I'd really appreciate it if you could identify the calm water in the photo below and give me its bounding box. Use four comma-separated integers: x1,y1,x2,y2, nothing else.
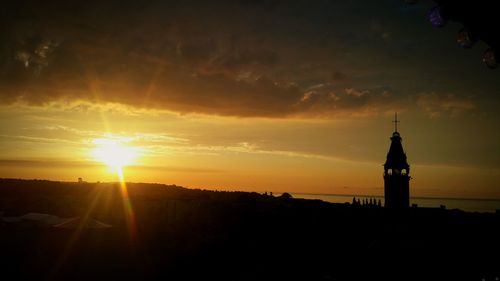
290,193,500,213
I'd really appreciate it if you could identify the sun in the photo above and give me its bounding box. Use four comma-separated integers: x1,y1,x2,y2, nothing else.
91,137,139,171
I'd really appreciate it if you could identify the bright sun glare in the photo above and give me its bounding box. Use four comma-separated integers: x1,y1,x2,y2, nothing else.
91,137,139,171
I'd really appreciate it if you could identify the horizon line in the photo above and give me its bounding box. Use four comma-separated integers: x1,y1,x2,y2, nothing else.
2,177,500,202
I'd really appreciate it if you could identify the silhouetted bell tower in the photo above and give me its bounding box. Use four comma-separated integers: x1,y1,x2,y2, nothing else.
383,113,410,209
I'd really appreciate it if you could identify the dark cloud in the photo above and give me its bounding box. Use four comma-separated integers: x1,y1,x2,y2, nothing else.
330,71,350,82
1,0,498,117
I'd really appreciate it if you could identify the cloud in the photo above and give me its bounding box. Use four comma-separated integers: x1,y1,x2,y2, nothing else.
330,71,350,82
0,0,301,117
0,134,82,145
0,0,496,118
0,159,100,168
295,87,398,117
417,92,476,118
0,159,223,173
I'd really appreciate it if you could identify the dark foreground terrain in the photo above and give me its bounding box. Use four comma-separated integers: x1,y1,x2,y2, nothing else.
1,178,499,281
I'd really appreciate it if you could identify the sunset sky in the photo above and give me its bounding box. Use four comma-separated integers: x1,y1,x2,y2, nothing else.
1,0,499,198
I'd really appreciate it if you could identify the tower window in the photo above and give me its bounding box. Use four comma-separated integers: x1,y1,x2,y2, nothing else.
387,169,392,175
401,169,407,175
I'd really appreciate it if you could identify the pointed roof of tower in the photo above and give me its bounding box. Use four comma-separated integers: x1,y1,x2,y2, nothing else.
384,113,409,169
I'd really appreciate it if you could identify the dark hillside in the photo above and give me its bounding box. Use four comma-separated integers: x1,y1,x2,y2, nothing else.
1,178,499,281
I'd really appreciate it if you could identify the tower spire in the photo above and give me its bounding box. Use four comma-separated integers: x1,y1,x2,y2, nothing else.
393,112,400,132
384,113,410,209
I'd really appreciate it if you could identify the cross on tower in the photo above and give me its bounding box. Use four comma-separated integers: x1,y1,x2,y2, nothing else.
393,112,400,132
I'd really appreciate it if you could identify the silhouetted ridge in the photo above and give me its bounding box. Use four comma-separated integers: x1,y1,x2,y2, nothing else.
1,178,499,281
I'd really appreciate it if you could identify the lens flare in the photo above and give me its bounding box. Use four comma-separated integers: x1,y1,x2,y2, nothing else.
457,27,477,49
483,48,498,69
91,137,139,170
90,136,138,241
428,6,447,28
117,168,137,241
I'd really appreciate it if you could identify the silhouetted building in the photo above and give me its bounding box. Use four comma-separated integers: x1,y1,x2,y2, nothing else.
383,113,410,209
280,192,293,199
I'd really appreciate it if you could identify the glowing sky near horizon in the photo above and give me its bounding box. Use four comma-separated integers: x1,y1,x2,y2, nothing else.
0,0,499,198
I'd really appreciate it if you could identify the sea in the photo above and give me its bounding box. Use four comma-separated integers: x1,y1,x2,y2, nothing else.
290,193,500,213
